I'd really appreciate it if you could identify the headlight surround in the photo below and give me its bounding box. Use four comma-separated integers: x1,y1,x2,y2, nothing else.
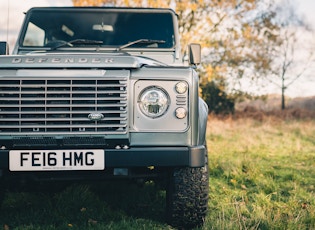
138,86,170,118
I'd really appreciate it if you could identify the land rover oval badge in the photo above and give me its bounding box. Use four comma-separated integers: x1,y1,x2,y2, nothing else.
88,113,104,121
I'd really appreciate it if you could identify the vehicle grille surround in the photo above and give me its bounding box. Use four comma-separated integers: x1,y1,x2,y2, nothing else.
0,77,128,135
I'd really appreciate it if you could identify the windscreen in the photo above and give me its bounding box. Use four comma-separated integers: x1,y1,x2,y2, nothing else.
21,9,175,49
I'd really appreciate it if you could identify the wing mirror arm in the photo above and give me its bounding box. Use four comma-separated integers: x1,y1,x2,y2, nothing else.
188,43,201,66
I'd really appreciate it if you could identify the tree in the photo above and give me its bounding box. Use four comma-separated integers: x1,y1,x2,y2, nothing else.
269,30,313,109
201,81,235,114
264,0,314,110
200,1,282,91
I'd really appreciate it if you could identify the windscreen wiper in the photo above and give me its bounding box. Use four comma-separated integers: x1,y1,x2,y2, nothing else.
117,39,166,51
50,39,103,50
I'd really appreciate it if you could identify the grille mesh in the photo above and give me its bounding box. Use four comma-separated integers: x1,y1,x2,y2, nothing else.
0,77,128,135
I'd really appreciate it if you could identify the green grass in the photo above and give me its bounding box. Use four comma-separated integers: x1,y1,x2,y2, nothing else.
1,181,170,230
206,116,315,229
1,116,314,229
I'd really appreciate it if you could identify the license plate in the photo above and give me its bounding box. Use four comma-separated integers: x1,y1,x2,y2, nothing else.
9,149,105,171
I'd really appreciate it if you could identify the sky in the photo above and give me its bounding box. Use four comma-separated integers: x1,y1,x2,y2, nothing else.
297,0,315,29
0,0,314,98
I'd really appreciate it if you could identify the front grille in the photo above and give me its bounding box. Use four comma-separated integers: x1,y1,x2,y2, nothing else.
0,77,128,135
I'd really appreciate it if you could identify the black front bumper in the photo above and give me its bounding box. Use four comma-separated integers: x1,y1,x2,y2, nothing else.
0,146,206,171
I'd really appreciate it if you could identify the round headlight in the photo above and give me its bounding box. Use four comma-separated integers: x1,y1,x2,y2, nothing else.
138,87,169,118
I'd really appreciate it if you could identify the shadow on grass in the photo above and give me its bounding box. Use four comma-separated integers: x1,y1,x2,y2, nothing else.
0,180,167,229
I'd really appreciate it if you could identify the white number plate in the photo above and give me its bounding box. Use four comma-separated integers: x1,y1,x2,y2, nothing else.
9,149,105,171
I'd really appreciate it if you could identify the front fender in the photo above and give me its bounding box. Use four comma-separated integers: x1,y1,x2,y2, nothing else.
198,97,208,145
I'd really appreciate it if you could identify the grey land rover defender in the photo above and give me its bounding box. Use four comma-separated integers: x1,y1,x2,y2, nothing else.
0,7,209,228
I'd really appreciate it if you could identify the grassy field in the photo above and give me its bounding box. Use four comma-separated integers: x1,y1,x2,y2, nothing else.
205,114,315,229
0,113,314,229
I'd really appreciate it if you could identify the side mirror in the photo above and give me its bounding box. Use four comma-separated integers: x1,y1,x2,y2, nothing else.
0,42,9,55
188,43,201,65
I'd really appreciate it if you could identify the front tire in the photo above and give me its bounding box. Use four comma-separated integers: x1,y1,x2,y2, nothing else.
166,162,209,229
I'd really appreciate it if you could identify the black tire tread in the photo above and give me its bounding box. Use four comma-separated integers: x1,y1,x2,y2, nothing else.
167,164,209,229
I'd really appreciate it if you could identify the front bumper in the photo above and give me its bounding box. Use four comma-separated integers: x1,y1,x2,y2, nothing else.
0,146,206,171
